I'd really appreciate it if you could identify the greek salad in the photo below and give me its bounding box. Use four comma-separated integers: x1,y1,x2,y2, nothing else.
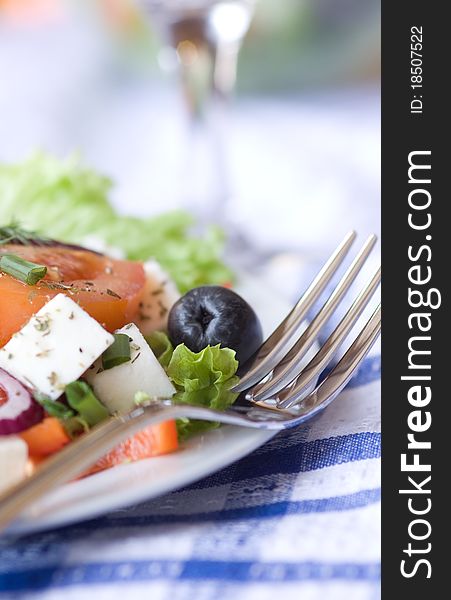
0,154,263,495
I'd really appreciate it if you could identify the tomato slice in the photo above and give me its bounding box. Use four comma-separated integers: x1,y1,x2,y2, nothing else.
82,420,179,476
0,244,146,347
27,420,179,476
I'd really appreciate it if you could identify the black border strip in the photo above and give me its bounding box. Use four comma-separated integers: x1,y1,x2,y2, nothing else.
382,1,445,594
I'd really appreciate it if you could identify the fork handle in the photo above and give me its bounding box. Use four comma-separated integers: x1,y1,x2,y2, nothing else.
0,402,180,532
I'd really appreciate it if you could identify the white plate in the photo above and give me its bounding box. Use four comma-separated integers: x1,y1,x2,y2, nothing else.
7,276,315,535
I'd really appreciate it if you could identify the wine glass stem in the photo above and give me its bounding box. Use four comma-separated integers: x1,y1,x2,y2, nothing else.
178,39,239,223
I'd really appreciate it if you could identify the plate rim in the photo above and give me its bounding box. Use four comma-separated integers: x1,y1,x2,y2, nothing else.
7,426,277,535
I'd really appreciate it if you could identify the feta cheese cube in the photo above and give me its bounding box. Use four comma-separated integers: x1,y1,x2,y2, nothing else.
0,294,114,400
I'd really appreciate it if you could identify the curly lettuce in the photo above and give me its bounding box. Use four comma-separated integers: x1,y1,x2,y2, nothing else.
145,331,174,369
146,333,239,439
0,153,233,292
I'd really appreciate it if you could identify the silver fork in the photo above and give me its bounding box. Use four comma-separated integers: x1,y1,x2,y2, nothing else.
0,231,380,531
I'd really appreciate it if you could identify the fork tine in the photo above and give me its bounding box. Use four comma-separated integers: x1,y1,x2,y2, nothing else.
248,234,377,402
281,304,381,417
276,267,381,408
231,230,356,393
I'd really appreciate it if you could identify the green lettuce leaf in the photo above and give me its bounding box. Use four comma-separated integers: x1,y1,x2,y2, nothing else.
176,417,221,440
146,333,239,439
145,331,174,369
0,152,233,292
167,344,238,397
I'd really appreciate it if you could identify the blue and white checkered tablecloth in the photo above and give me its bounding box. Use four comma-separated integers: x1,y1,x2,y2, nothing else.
0,350,380,600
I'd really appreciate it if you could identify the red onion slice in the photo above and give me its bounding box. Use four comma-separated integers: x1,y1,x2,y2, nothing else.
0,368,44,435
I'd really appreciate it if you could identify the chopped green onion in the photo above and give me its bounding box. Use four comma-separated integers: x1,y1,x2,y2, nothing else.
35,395,75,420
102,333,131,370
134,390,151,406
0,253,47,285
65,381,110,426
63,415,90,438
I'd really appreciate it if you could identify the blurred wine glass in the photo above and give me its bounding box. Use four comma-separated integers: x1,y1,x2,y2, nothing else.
139,0,256,224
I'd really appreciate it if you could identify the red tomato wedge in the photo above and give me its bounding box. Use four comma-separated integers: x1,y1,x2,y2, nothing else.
26,420,178,473
0,244,146,347
83,420,179,476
